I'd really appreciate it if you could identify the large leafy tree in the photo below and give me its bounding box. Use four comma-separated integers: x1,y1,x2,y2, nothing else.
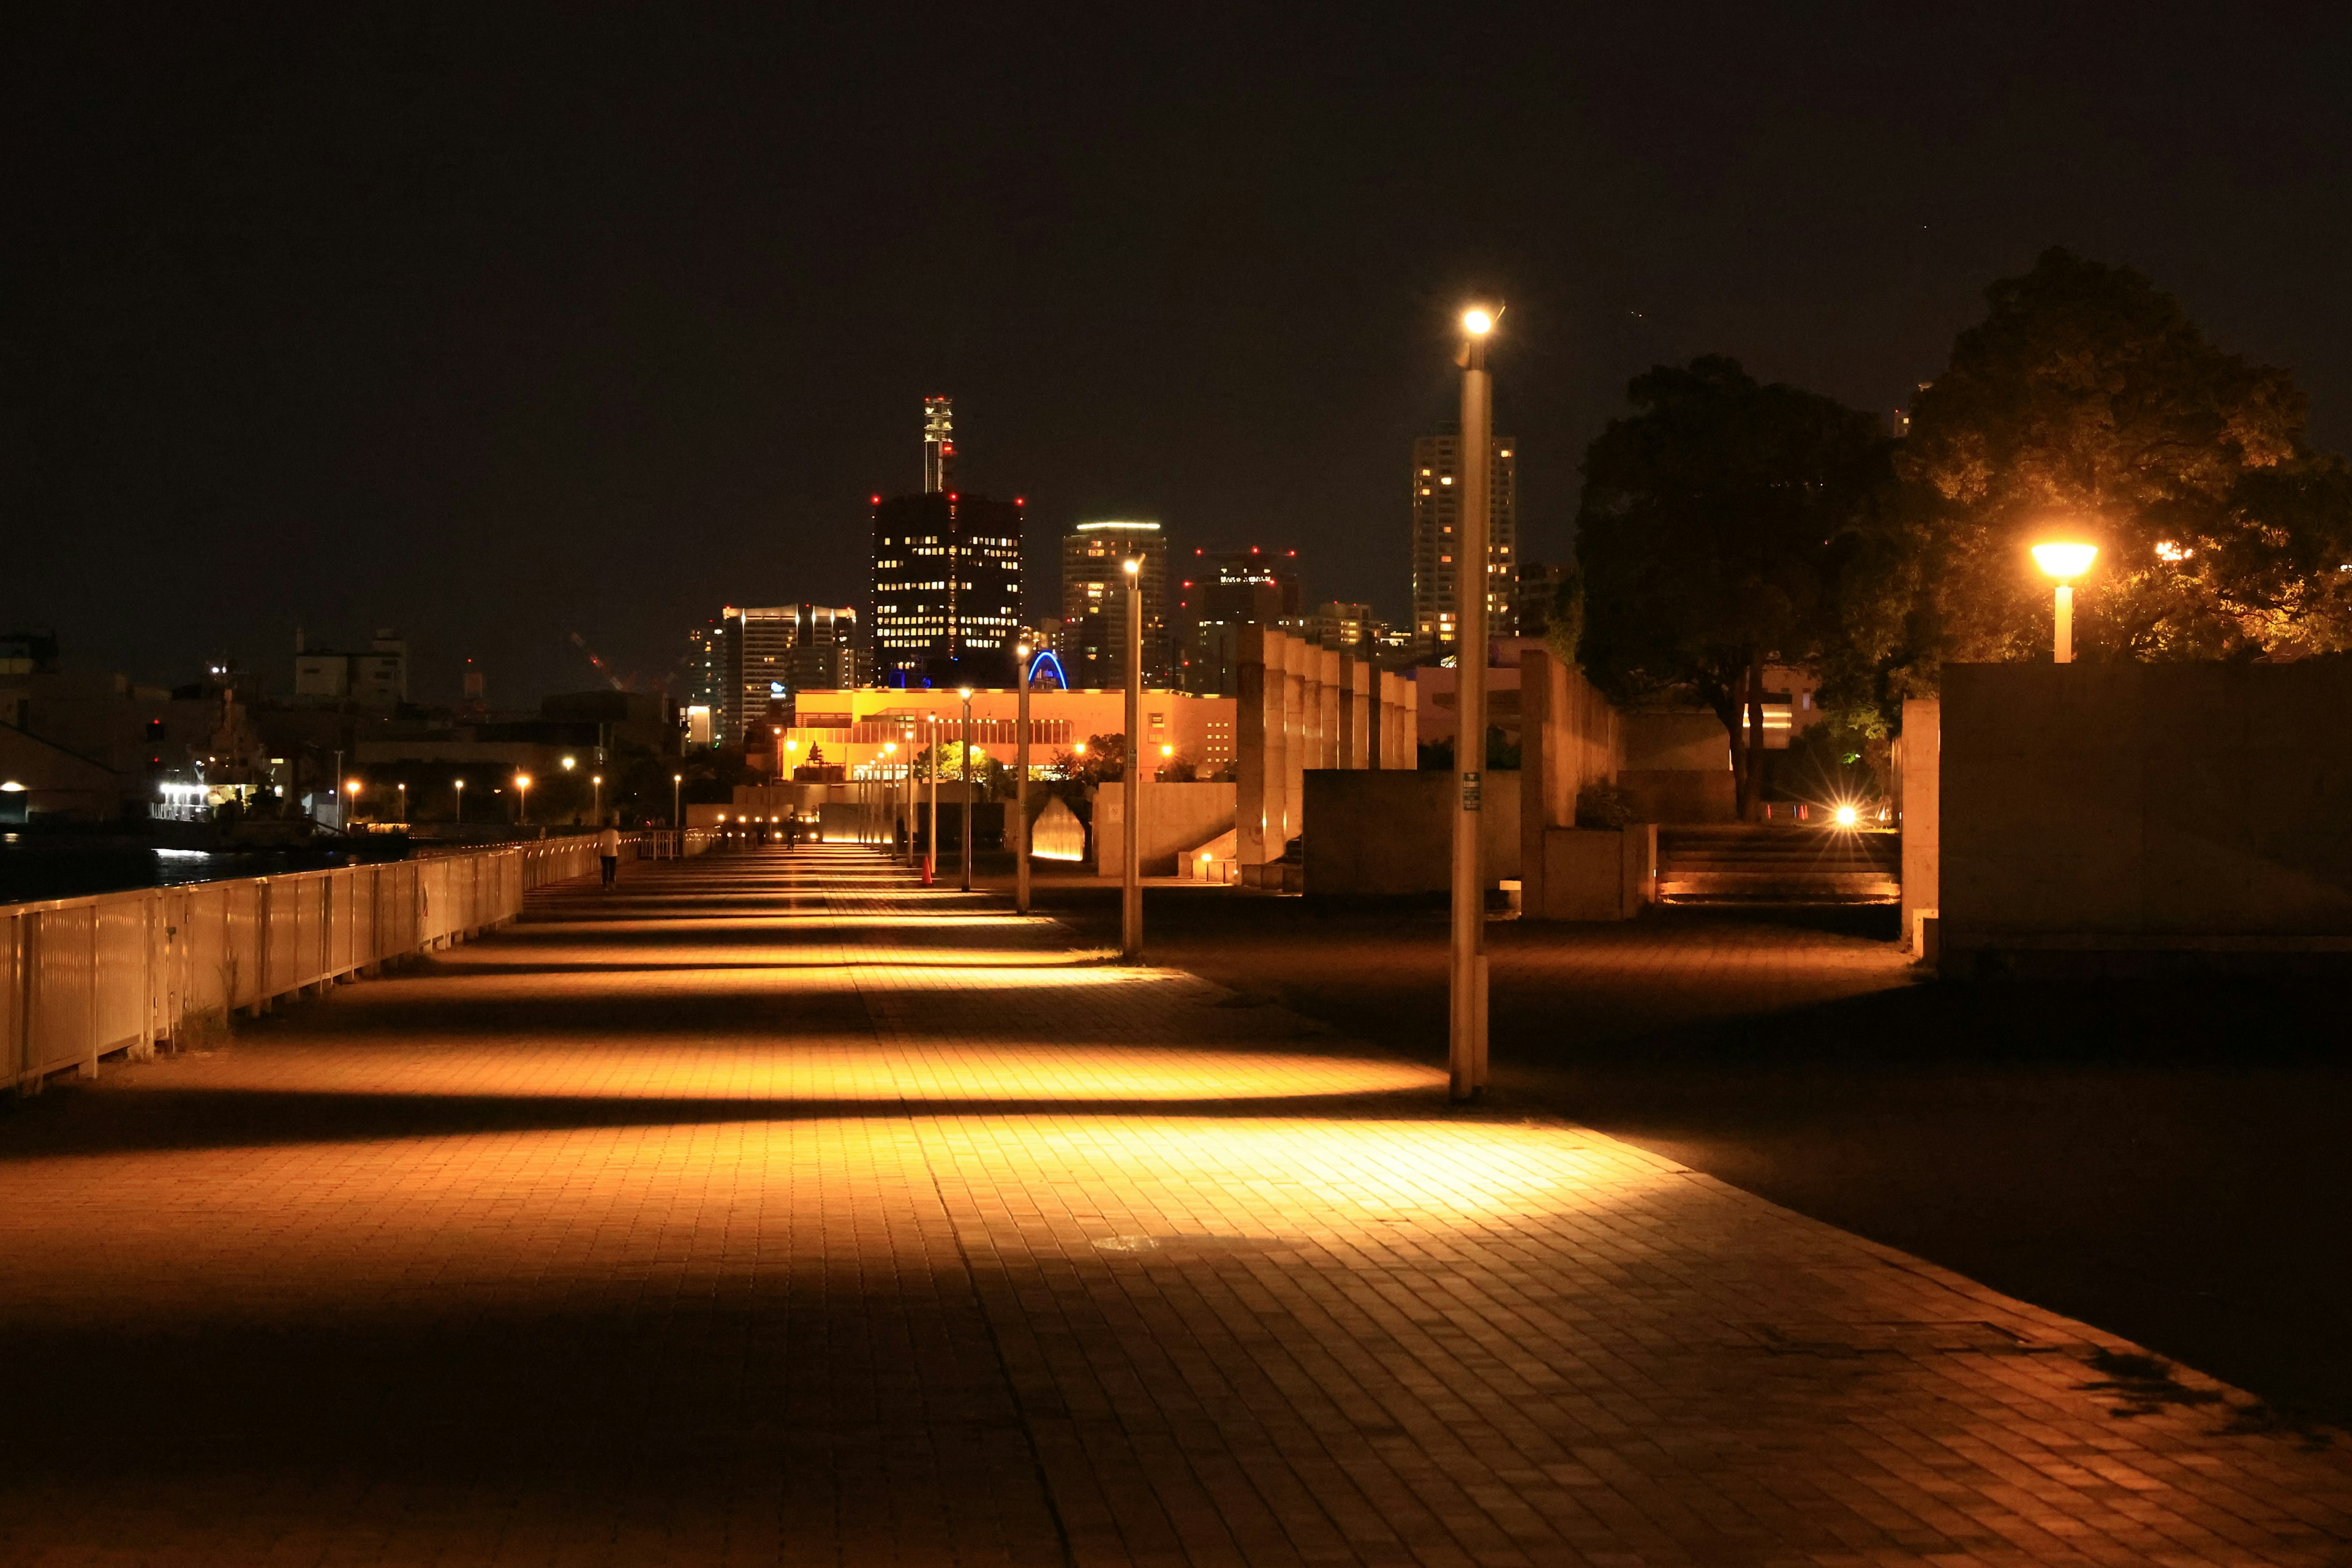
1898,247,2352,667
1576,356,1890,818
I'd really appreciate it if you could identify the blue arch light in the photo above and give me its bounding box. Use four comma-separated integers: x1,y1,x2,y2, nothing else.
1027,650,1068,690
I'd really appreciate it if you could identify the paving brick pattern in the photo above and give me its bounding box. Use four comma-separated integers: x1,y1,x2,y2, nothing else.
2,846,2347,1565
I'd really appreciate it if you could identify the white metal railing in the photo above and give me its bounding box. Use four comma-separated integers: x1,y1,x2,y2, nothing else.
2,837,611,1093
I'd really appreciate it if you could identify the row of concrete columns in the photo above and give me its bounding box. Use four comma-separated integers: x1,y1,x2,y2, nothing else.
1234,625,1416,880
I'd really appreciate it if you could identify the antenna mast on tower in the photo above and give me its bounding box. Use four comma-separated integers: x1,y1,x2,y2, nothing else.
922,396,955,492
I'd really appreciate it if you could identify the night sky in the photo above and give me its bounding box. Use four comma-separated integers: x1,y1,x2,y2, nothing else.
13,6,2351,704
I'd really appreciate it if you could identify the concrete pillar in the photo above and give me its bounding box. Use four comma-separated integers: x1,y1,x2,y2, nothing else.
1236,624,1284,872
1316,645,1341,771
1899,698,1941,958
1278,631,1306,848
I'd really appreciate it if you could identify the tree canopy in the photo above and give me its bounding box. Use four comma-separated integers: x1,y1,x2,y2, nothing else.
1897,247,2352,668
1575,355,1889,815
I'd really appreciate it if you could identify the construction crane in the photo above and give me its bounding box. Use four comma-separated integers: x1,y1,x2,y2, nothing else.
568,631,626,692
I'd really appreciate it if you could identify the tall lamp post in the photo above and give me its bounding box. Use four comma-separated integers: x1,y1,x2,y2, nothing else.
671,772,682,829
1015,644,1032,914
396,781,407,823
1449,304,1498,1102
591,774,603,824
453,778,465,824
345,778,363,826
959,687,975,892
515,773,533,827
2030,541,2099,663
1122,557,1143,960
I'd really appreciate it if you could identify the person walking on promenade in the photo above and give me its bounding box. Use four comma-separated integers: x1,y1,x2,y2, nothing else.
598,821,622,889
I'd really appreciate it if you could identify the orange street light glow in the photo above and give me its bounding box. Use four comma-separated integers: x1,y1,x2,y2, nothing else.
2032,541,2098,579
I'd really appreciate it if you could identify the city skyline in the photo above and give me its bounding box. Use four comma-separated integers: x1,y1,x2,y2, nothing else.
18,12,2350,704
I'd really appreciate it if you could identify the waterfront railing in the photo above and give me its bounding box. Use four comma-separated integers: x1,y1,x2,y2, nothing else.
1,832,706,1095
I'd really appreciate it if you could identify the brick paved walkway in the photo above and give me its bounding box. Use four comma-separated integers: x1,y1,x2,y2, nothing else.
4,845,2348,1566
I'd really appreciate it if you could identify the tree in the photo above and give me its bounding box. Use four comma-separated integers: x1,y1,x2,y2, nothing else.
1575,356,1890,818
1899,247,2352,669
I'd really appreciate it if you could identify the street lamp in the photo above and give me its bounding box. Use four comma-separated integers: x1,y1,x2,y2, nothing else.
515,773,533,825
1015,644,1033,914
2031,541,2099,663
1449,302,1498,1101
591,774,603,824
1159,742,1174,780
396,780,407,823
1122,557,1143,960
453,778,465,823
345,778,363,824
671,772,682,829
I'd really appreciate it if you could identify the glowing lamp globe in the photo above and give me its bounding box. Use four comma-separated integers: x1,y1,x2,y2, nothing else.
2031,542,2098,579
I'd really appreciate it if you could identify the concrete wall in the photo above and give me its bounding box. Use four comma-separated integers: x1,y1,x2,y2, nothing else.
1093,780,1237,875
1616,769,1738,824
1531,826,1657,920
1621,710,1730,771
1517,649,1630,918
1939,664,2352,966
1302,770,1520,897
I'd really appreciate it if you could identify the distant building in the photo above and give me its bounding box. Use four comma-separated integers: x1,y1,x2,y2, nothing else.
720,606,796,745
872,398,1025,687
717,604,863,745
1172,547,1301,694
1514,559,1570,640
786,604,864,693
1061,521,1169,688
292,628,409,707
1307,600,1376,652
1410,430,1518,652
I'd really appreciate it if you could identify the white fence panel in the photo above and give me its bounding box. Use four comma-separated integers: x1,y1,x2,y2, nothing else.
4,835,617,1092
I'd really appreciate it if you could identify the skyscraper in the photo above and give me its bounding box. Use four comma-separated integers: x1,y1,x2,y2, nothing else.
720,605,798,745
872,399,1024,686
712,604,863,744
1409,429,1518,653
1174,546,1302,694
786,604,864,692
1061,521,1169,688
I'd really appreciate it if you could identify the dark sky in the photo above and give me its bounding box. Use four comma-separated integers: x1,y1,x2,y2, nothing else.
12,6,2351,704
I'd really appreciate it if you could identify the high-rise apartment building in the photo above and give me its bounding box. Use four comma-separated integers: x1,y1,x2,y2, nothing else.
720,606,797,745
710,604,863,745
1409,429,1518,653
871,397,1027,687
1173,547,1302,694
1061,521,1169,688
786,603,864,692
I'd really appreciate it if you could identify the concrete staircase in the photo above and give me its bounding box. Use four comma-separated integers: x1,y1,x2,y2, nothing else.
1656,825,1901,904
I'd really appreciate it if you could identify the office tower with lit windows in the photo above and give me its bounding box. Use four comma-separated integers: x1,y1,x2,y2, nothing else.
1173,546,1302,693
870,396,1025,687
1409,428,1518,653
1061,521,1170,688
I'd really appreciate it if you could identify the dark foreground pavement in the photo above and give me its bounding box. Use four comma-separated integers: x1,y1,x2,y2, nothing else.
1022,869,2352,1437
4,845,2349,1566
